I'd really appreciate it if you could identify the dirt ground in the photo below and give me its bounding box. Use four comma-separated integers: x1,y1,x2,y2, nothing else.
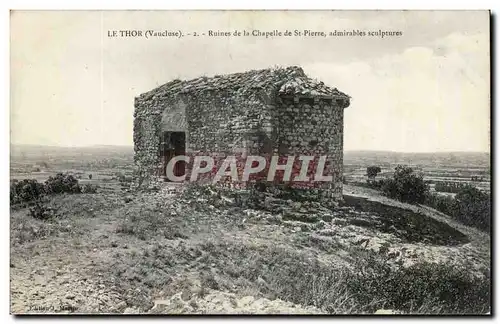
10,184,490,314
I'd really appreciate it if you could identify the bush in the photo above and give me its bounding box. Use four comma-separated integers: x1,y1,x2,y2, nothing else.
381,165,429,204
10,179,46,206
424,186,491,232
11,173,84,209
424,193,458,216
453,186,490,231
367,166,382,179
44,173,81,194
28,200,55,220
82,184,98,194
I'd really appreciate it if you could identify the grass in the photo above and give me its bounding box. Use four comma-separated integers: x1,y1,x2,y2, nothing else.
11,209,76,245
10,193,123,245
103,186,490,314
10,182,491,314
104,235,490,314
115,207,189,241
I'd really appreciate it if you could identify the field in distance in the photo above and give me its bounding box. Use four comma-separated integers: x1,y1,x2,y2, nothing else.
10,144,135,191
10,145,491,195
344,150,491,195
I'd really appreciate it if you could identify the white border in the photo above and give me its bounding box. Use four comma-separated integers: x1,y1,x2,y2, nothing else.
2,0,498,10
3,1,497,324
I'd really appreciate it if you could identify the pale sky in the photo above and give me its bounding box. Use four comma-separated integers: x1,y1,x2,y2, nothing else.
10,10,490,152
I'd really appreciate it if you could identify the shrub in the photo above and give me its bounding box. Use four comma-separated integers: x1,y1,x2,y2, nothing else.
82,184,98,194
10,179,46,206
454,186,490,231
424,193,458,216
28,200,55,220
11,173,86,209
424,186,491,232
367,166,382,180
381,165,429,204
44,173,81,194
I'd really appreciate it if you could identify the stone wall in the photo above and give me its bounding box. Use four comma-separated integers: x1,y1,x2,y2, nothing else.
134,92,186,186
181,88,275,183
134,87,275,185
185,89,274,152
160,98,187,133
272,97,345,199
134,83,346,199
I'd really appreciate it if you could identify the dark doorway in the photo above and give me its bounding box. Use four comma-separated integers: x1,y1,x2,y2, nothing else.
160,131,186,181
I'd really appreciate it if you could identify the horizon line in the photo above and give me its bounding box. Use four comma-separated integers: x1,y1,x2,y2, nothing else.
10,143,490,154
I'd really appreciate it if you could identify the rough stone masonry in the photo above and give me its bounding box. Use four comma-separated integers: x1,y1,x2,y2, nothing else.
133,66,350,199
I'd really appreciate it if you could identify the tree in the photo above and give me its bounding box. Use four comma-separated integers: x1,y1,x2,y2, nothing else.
381,165,429,204
367,166,382,181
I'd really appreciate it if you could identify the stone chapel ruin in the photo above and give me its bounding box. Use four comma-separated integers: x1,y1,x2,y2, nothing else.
133,66,350,199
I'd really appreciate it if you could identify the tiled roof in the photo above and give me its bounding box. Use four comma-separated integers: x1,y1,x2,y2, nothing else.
278,77,348,98
140,66,350,101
